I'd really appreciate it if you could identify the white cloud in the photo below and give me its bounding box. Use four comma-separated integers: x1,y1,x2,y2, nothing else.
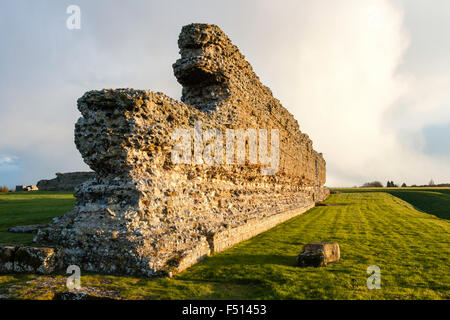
242,0,450,186
0,155,19,172
0,155,17,165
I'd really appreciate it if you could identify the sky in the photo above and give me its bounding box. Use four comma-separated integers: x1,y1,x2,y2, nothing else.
0,0,449,188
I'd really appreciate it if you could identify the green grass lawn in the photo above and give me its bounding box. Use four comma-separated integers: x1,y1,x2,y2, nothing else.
0,190,449,299
0,191,75,245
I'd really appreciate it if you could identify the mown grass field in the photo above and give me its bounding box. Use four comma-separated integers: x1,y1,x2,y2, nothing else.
0,191,75,245
0,189,449,300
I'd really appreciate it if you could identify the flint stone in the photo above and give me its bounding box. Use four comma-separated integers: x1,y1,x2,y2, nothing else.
296,242,340,267
13,246,62,274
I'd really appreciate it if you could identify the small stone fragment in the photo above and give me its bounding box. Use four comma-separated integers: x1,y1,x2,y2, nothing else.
296,242,340,267
7,224,49,234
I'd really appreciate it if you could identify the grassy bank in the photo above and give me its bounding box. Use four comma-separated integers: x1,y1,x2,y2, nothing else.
0,190,449,299
333,187,450,220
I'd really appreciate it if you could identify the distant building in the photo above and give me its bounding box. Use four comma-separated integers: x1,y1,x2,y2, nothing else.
15,185,39,192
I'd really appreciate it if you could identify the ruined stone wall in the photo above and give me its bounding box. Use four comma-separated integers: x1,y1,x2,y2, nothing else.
37,23,328,277
173,24,326,187
37,172,95,191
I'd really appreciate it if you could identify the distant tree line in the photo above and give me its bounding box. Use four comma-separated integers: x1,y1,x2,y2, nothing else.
360,178,449,188
386,181,398,187
0,186,10,193
361,181,383,188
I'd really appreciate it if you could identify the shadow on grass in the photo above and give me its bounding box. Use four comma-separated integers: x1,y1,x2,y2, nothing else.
0,274,34,296
387,191,450,220
203,253,296,267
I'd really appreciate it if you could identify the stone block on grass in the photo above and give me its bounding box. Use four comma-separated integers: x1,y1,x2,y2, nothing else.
296,242,340,267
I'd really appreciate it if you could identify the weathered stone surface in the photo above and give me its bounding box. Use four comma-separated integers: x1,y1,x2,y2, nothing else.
37,172,95,191
8,224,49,234
13,246,62,274
296,242,340,267
36,23,329,277
1,245,63,274
0,246,16,273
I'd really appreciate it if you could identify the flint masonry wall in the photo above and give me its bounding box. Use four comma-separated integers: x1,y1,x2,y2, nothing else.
36,23,329,277
173,24,327,186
